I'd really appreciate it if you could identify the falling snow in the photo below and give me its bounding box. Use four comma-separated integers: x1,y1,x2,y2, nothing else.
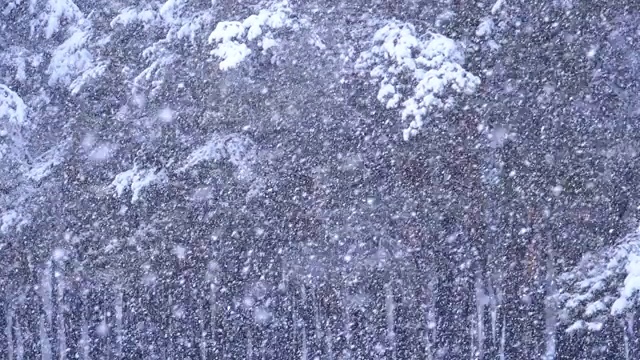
0,1,639,359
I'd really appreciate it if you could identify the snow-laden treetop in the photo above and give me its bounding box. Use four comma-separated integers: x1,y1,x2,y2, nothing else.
208,0,296,70
25,0,480,140
356,21,480,140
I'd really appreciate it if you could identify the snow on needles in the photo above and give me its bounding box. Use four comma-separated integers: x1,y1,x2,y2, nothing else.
110,166,168,203
110,7,158,28
611,252,640,315
25,144,66,182
557,228,640,332
21,0,106,94
356,21,480,140
1,210,26,234
31,0,84,39
180,133,257,183
111,2,213,43
47,30,96,87
208,0,295,70
0,84,28,127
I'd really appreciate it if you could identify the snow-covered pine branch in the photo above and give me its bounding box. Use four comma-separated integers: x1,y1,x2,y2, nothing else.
180,133,258,183
110,1,216,98
111,0,215,43
0,84,30,163
557,228,640,333
355,21,480,140
109,5,159,28
132,44,177,99
0,84,33,234
208,0,298,70
108,133,262,203
29,0,85,39
6,0,108,95
158,0,215,43
109,0,301,99
180,132,265,199
0,84,28,127
110,166,169,203
0,209,30,234
47,29,99,87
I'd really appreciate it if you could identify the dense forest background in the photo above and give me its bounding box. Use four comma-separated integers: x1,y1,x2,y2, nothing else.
1,0,640,359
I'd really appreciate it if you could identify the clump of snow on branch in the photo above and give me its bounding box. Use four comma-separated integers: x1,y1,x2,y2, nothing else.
180,133,258,183
0,47,30,83
30,0,85,39
111,1,213,43
208,0,296,70
557,228,640,333
110,2,214,98
47,30,98,88
25,144,67,182
1,210,19,233
110,6,159,28
111,1,297,98
356,21,480,140
21,0,106,94
132,45,177,98
0,84,30,165
611,252,640,314
110,0,214,41
0,84,28,127
476,18,494,37
158,0,215,43
1,209,28,234
110,166,168,203
68,62,108,95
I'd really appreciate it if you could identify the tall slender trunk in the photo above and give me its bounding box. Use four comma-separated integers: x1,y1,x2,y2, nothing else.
385,282,396,359
15,320,23,360
209,281,219,358
114,286,123,359
56,265,66,360
483,276,502,360
50,262,58,360
39,265,51,347
628,312,638,359
500,315,506,360
342,287,352,357
40,315,52,360
312,287,323,354
424,279,436,360
0,298,6,358
325,314,334,360
79,307,89,360
301,323,308,360
247,325,254,360
472,276,485,360
199,296,208,360
544,249,557,360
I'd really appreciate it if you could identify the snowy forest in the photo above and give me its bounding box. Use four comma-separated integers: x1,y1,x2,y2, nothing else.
1,0,640,359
